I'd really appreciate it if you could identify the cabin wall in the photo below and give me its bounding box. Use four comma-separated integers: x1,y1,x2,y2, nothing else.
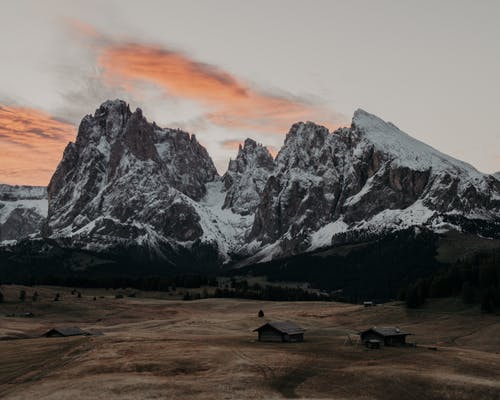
258,330,284,342
385,336,407,346
361,332,384,344
287,333,304,342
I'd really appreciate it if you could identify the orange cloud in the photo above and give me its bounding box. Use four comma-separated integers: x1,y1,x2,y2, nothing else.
98,43,340,133
65,18,102,41
0,105,76,186
220,139,243,150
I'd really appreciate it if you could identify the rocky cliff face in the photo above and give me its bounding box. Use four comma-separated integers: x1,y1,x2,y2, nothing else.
247,110,500,260
46,100,220,259
29,100,500,266
0,185,47,241
222,138,274,215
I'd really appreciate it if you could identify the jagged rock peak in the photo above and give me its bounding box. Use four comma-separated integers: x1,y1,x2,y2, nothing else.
47,99,219,244
284,121,330,144
229,138,274,170
242,138,257,150
222,138,275,215
274,121,333,171
98,98,130,112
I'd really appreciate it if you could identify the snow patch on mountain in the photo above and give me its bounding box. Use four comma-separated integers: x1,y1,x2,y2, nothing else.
353,109,486,188
193,180,254,261
309,219,349,251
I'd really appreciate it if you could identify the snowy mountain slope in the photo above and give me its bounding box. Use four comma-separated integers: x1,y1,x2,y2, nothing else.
494,172,500,181
0,185,47,241
45,100,259,265
46,100,221,262
24,100,498,267
246,110,500,262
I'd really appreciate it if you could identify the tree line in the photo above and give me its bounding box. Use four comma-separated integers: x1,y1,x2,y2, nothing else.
400,252,500,313
0,274,218,292
210,282,333,302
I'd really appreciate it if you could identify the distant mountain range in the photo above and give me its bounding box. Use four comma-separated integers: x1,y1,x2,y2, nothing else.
1,100,499,273
0,185,46,242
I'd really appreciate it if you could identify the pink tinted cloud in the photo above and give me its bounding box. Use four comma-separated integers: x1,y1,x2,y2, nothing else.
97,42,341,134
0,104,76,185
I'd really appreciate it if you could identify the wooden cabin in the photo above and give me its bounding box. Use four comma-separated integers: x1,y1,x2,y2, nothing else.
254,321,305,342
42,327,89,338
359,327,411,346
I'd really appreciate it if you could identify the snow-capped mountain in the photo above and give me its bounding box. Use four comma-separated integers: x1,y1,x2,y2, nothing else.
244,110,500,262
46,100,227,263
494,172,500,181
0,184,47,241
9,100,500,267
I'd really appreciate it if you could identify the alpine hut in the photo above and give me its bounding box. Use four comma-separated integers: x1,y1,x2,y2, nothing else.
359,327,411,347
254,321,305,342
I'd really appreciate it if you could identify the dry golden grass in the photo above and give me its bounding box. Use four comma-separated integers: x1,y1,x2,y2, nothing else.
0,284,499,399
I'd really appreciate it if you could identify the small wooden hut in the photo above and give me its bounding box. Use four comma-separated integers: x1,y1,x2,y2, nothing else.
254,321,305,342
359,327,411,346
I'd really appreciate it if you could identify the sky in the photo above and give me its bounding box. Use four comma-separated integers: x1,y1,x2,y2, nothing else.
0,0,499,186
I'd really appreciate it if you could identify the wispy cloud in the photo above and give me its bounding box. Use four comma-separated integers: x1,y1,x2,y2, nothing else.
0,104,75,185
220,139,243,150
97,42,342,134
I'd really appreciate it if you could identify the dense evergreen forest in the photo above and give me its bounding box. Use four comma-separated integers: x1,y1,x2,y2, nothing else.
233,229,442,302
400,250,500,313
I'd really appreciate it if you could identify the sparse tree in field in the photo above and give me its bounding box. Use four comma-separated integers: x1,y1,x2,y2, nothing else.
0,291,4,303
93,296,97,301
19,290,26,302
54,293,60,302
32,291,39,302
77,292,82,298
258,309,264,318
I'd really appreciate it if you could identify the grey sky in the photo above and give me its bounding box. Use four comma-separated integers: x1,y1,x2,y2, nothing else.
0,0,499,182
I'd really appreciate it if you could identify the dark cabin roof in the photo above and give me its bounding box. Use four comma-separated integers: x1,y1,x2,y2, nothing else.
43,327,89,337
360,327,411,337
254,321,305,335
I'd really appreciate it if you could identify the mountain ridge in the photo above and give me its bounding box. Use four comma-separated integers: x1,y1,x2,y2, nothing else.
2,100,499,269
